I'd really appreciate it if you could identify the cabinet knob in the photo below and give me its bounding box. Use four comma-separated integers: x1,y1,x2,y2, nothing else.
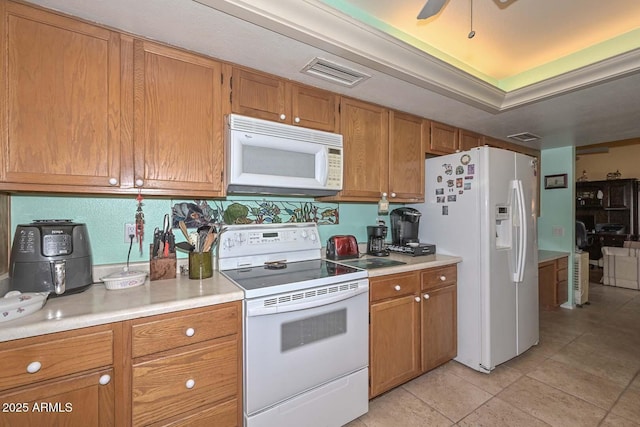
440,275,446,281
26,361,42,374
424,294,430,300
185,327,195,337
415,296,421,302
99,374,111,385
394,285,401,291
279,114,286,120
108,177,118,186
185,379,195,389
135,179,144,187
390,192,397,198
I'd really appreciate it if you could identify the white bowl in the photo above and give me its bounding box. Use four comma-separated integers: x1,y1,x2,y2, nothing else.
407,242,420,247
0,291,49,323
101,270,147,290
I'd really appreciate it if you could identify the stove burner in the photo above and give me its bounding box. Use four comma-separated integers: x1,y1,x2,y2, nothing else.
264,261,287,270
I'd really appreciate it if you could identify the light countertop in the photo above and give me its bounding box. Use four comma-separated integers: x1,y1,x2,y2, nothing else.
1,252,461,342
0,267,243,342
538,250,571,264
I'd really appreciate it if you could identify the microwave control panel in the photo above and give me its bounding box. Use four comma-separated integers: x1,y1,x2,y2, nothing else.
326,148,343,189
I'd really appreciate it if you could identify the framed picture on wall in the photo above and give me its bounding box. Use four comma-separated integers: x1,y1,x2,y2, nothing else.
544,174,568,189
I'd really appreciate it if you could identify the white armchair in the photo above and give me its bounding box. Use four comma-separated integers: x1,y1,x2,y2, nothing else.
601,241,640,290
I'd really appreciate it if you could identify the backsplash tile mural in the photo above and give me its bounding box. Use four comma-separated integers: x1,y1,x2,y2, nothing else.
172,199,339,228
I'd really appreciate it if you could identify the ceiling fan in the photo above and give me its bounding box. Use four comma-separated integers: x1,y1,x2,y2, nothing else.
417,0,517,20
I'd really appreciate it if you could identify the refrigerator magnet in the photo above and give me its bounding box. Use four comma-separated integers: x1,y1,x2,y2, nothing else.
456,166,464,175
436,188,444,195
447,195,457,202
447,179,454,187
443,164,453,175
464,182,471,190
442,206,448,215
437,175,443,183
468,164,475,174
437,196,445,203
460,154,471,165
456,178,463,187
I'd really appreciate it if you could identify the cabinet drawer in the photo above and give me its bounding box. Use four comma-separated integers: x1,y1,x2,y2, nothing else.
155,398,238,427
556,256,568,270
0,326,113,391
132,337,238,426
370,272,419,302
131,302,239,358
421,265,457,291
556,267,568,282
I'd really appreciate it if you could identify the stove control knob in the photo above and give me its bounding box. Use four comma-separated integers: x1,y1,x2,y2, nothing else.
301,230,308,239
309,231,317,241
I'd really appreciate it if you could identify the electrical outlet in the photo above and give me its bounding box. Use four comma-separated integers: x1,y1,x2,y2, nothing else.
124,223,137,243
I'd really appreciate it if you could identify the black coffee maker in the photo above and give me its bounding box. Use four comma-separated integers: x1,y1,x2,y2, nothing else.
390,207,422,245
367,224,389,256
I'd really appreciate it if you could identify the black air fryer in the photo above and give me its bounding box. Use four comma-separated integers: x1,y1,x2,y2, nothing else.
9,220,93,296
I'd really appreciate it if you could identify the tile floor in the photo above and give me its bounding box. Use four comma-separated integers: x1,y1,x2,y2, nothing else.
346,278,640,426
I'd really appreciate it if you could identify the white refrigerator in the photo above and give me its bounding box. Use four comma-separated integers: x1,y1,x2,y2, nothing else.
411,146,539,373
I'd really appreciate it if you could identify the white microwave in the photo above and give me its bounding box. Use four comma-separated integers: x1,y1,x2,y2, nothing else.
226,114,343,196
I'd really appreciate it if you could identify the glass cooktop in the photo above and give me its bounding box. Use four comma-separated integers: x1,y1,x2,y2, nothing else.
221,259,367,298
335,258,407,270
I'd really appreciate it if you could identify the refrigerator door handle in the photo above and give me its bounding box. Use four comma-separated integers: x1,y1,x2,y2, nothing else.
512,180,527,283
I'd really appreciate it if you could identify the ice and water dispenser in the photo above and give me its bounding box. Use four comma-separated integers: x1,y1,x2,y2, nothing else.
495,204,512,249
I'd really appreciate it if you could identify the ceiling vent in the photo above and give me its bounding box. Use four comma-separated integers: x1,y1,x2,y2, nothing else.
301,58,370,87
507,132,541,143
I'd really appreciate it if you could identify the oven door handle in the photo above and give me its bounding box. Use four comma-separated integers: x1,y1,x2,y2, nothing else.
246,286,368,317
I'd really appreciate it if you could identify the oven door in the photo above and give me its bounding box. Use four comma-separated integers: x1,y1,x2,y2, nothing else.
244,280,368,416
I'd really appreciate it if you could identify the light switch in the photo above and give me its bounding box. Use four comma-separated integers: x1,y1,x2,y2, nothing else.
552,226,565,237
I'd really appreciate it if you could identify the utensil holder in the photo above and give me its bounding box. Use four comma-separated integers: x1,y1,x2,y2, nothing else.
149,244,177,281
188,251,213,280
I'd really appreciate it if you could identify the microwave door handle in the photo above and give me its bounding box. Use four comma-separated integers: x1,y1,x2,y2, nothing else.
317,149,328,185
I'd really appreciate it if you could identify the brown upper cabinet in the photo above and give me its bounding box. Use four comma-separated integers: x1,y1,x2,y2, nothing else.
332,97,389,200
231,68,339,132
0,1,121,192
458,129,482,152
321,99,425,203
388,111,425,202
128,39,225,197
425,121,459,155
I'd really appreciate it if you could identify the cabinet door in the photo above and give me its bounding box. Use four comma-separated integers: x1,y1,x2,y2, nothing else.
132,40,224,196
291,84,338,132
0,369,114,427
0,2,120,190
339,98,389,199
425,121,458,154
459,129,481,152
538,261,556,309
231,68,289,123
421,284,457,372
369,294,420,398
606,180,632,209
388,111,424,202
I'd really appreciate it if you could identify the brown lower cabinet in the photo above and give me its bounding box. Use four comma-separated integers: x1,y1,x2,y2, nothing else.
538,256,569,309
0,301,242,427
369,264,458,398
0,324,116,427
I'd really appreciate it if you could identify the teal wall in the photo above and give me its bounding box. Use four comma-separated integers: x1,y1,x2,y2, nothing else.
10,194,400,265
538,146,575,306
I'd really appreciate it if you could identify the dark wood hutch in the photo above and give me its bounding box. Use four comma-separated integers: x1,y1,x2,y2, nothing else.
576,178,638,261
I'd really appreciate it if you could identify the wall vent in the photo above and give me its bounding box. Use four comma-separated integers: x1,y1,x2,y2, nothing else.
507,132,541,143
301,57,370,87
